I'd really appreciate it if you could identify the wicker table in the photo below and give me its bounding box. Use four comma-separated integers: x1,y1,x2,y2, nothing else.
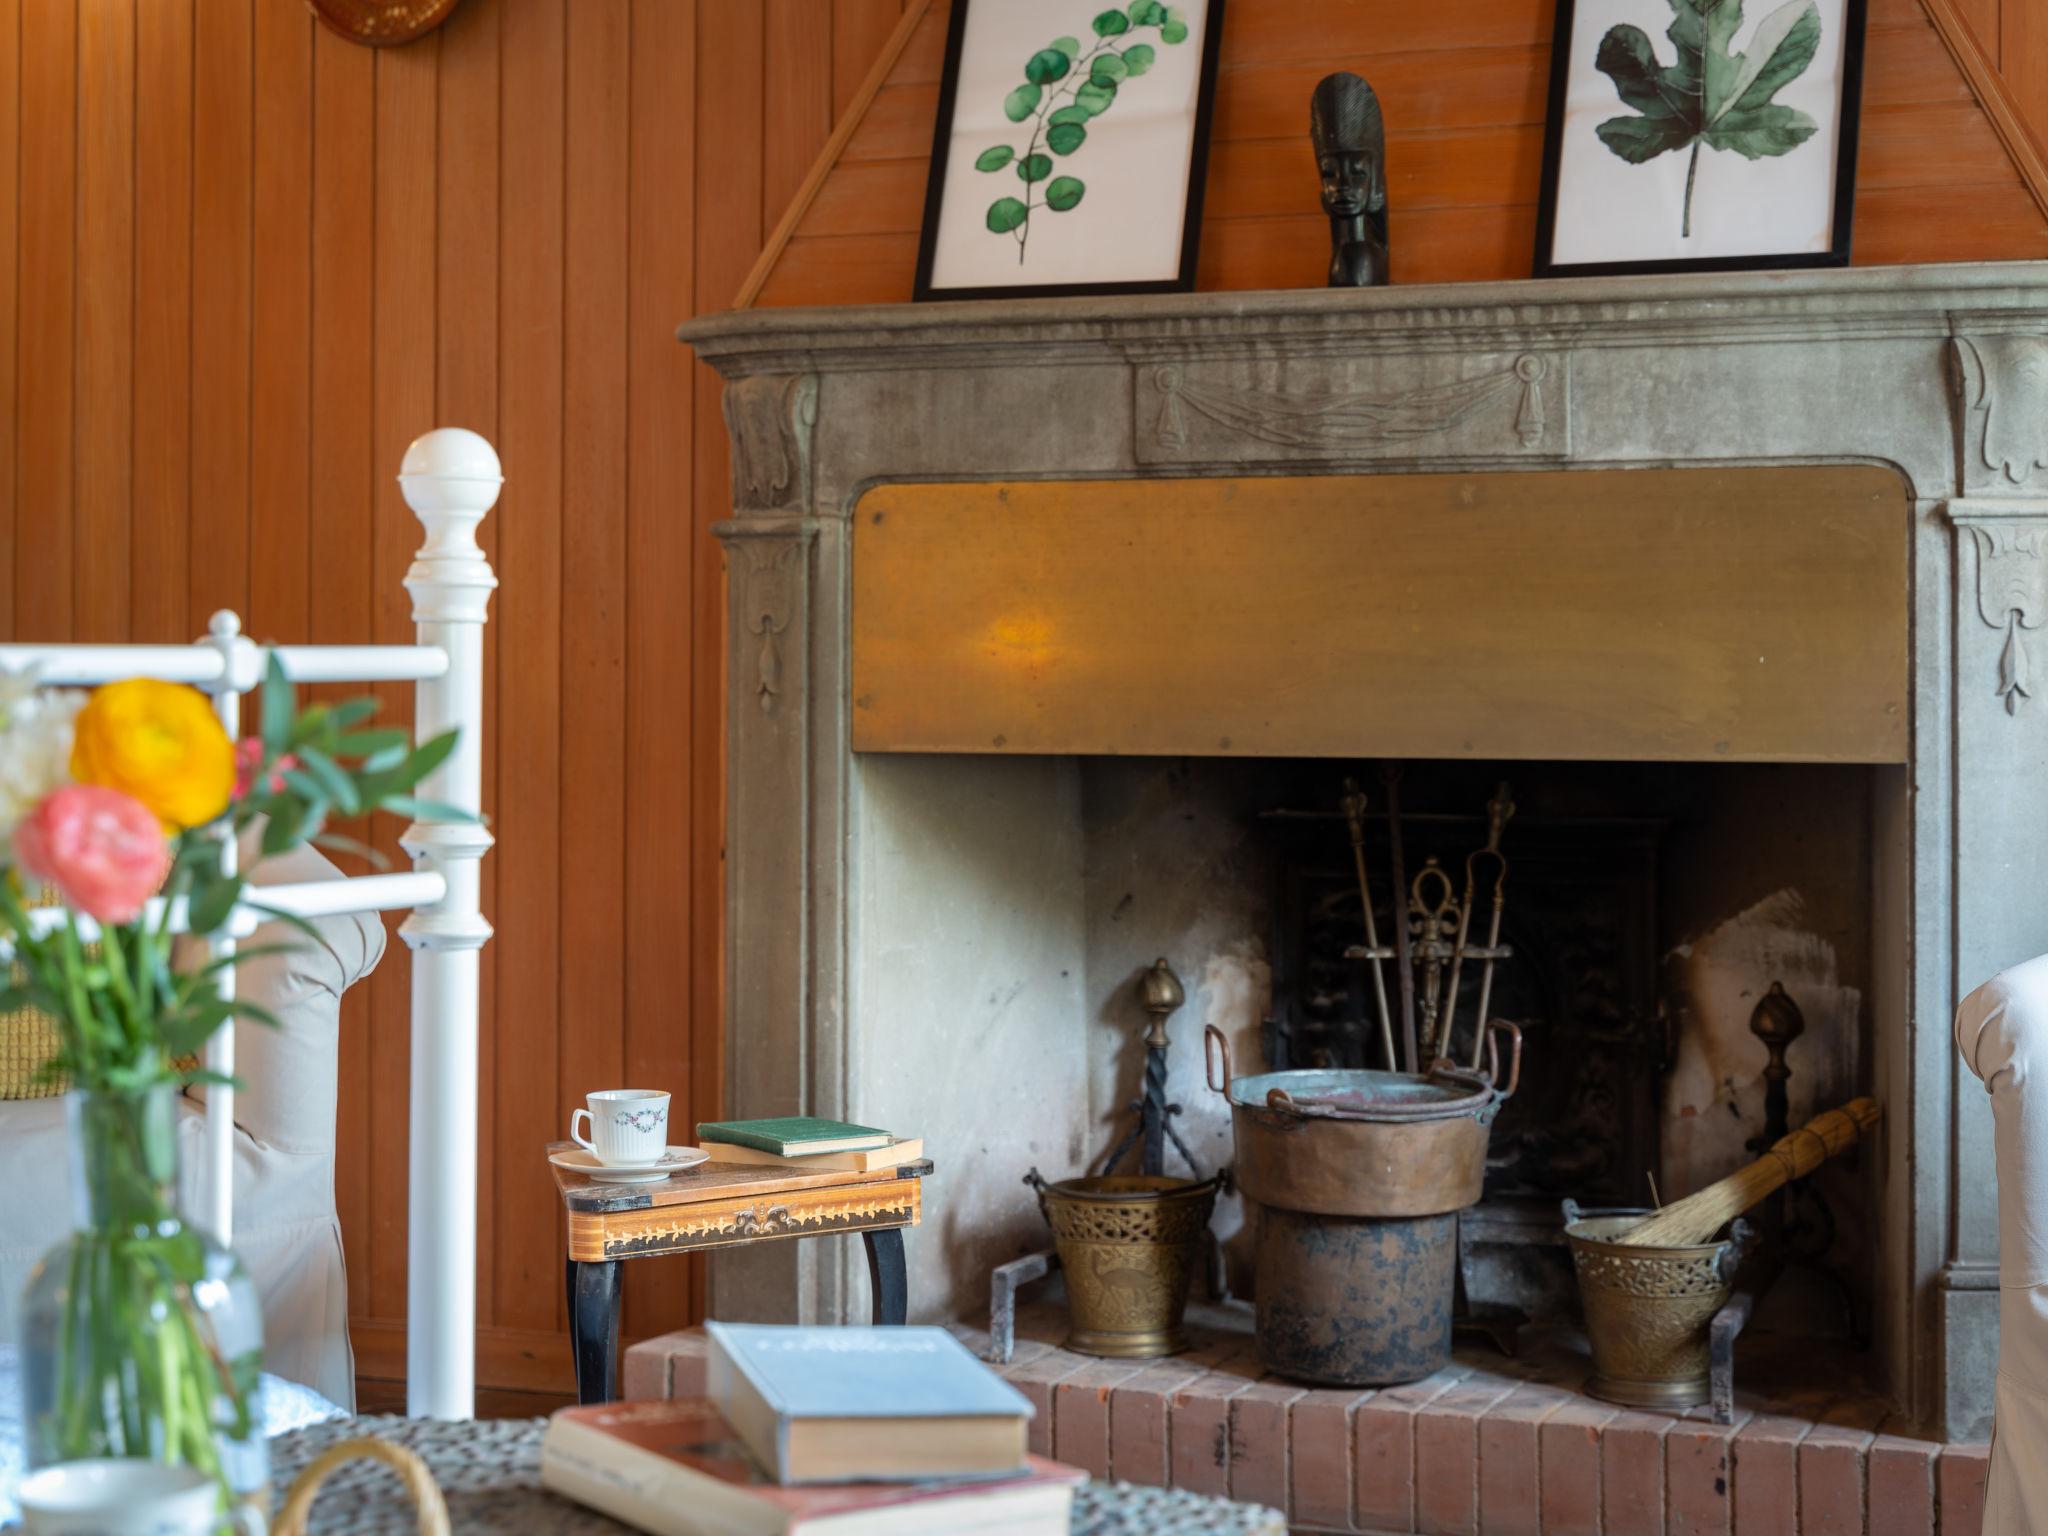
549,1145,931,1403
268,1416,1285,1535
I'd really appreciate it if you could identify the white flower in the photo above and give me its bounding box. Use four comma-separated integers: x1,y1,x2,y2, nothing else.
0,682,85,847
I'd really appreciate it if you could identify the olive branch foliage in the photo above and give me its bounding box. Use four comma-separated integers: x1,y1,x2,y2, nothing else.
974,3,1192,263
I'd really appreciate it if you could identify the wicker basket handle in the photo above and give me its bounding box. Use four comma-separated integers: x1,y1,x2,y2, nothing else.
273,1437,451,1536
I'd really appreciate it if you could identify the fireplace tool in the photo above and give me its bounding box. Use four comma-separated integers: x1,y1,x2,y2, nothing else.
990,958,1221,1363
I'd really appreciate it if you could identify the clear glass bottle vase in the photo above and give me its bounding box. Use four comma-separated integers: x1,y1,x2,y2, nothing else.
17,1083,266,1499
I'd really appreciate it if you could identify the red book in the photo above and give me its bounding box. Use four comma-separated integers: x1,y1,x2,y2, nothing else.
540,1398,1083,1536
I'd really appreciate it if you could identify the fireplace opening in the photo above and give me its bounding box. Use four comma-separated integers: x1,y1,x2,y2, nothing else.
847,746,1908,1397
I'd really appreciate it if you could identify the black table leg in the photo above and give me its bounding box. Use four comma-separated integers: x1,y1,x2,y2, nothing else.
862,1227,908,1325
566,1258,623,1404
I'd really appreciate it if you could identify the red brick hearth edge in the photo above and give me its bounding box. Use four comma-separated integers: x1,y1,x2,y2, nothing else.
622,1326,1992,1536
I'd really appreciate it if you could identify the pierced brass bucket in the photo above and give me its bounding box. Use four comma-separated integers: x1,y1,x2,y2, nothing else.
1034,1173,1220,1359
1564,1202,1749,1411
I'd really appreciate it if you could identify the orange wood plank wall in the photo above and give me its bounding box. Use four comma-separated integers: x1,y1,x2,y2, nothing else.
756,0,2048,304
0,0,909,1397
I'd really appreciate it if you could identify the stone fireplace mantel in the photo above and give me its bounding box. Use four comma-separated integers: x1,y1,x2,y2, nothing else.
682,262,2048,1439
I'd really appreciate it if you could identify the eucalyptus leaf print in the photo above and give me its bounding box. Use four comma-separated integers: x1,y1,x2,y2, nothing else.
1592,0,1823,238
971,3,1194,265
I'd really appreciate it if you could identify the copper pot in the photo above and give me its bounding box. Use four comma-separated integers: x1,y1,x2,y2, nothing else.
1204,1022,1521,1218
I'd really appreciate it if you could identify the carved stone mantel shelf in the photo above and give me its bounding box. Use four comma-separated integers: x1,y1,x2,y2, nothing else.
682,261,2048,1441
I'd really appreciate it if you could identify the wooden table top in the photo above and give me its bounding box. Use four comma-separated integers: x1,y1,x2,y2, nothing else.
547,1142,934,1214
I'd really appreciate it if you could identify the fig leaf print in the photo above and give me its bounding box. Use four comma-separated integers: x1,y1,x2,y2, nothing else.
1593,0,1822,238
973,3,1191,264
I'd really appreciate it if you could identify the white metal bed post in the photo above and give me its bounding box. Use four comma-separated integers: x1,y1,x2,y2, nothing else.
199,611,259,1245
395,428,499,1419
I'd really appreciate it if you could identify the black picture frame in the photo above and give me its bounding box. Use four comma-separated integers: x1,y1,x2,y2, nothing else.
1532,0,1867,279
911,0,1226,303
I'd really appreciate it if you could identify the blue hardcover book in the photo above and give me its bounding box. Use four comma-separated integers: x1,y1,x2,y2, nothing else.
704,1322,1033,1486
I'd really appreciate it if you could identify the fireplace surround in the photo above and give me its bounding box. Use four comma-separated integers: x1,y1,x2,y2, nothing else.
680,263,2048,1438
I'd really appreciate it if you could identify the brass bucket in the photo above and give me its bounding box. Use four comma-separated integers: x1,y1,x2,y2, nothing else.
1034,1173,1221,1358
1563,1202,1750,1411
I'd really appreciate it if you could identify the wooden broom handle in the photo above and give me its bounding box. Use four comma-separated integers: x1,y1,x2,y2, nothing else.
272,1437,450,1536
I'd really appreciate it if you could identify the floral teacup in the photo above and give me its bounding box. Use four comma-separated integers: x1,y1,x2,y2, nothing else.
571,1089,670,1166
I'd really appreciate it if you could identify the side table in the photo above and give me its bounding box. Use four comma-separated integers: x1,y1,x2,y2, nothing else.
548,1144,932,1403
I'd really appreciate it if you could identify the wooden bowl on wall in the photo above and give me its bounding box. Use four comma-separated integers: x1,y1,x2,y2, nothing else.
308,0,463,47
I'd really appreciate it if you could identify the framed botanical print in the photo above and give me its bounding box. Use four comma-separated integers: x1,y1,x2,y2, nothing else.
1533,0,1867,277
912,0,1226,302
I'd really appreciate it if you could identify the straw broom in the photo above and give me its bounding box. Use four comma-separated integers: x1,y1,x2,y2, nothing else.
1613,1097,1882,1248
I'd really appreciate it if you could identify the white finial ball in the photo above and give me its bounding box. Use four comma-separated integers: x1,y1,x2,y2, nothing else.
209,610,241,639
398,428,503,518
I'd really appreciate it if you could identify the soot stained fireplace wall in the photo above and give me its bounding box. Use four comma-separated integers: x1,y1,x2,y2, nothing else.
681,265,2048,1438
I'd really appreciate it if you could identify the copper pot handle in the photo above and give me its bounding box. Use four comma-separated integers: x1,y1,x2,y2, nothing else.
1204,1024,1233,1096
1487,1019,1523,1100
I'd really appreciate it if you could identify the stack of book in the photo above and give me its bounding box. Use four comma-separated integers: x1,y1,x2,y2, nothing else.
694,1116,923,1174
542,1324,1080,1535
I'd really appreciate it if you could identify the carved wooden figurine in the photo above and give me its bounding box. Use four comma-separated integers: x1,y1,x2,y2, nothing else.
1310,72,1388,288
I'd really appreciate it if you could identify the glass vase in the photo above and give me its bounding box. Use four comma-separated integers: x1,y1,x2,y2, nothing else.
17,1083,266,1500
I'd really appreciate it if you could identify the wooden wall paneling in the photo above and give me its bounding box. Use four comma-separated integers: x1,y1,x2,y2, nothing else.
765,1,834,223
368,34,440,1325
1957,0,2000,61
435,0,501,1338
560,0,631,1324
0,0,16,642
834,0,903,119
492,0,567,1339
624,0,699,1341
248,3,313,650
191,0,253,631
74,0,133,643
309,23,378,1310
693,1,765,1251
132,0,193,645
17,0,76,639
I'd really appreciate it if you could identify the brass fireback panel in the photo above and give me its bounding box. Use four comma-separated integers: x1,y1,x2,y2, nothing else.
849,468,1908,764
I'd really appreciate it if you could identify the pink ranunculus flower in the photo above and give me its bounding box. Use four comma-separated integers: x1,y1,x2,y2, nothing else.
15,784,172,924
233,736,296,799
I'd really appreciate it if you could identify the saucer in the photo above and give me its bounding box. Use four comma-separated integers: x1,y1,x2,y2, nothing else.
549,1145,709,1184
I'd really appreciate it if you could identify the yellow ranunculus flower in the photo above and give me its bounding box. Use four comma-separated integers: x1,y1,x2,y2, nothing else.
69,679,236,831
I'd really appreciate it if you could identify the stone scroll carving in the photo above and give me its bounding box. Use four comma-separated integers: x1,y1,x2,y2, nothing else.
738,537,804,717
723,373,819,513
1127,350,1566,466
1955,515,2048,715
1949,329,2048,714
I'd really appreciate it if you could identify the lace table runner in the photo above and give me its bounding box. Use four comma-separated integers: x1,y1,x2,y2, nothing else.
268,1415,1286,1535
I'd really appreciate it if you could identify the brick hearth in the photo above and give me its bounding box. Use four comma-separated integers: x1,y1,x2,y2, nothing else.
623,1305,1991,1536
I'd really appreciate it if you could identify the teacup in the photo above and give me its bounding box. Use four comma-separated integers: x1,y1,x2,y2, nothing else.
17,1459,266,1535
572,1088,671,1166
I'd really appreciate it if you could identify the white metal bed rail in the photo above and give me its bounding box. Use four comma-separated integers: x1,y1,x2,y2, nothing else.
3,427,499,1421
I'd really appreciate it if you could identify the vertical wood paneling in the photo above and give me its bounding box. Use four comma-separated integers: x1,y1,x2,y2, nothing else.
247,3,311,647
625,0,697,1340
560,2,631,1316
17,0,75,639
132,0,193,645
435,0,501,1334
766,0,834,221
7,0,941,1397
74,0,132,643
191,0,252,629
309,22,377,1293
368,35,439,1323
0,0,17,642
493,0,567,1338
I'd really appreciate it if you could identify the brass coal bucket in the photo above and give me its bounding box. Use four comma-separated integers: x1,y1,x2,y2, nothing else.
1032,1173,1221,1358
1564,1202,1750,1410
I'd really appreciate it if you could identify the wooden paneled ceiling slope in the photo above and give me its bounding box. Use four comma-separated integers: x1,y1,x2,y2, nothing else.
738,0,2048,307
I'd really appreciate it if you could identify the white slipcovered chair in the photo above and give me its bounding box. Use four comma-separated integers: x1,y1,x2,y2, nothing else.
0,838,384,1410
1956,955,2048,1532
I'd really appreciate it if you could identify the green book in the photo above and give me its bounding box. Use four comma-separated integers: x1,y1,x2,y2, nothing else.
696,1116,892,1157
